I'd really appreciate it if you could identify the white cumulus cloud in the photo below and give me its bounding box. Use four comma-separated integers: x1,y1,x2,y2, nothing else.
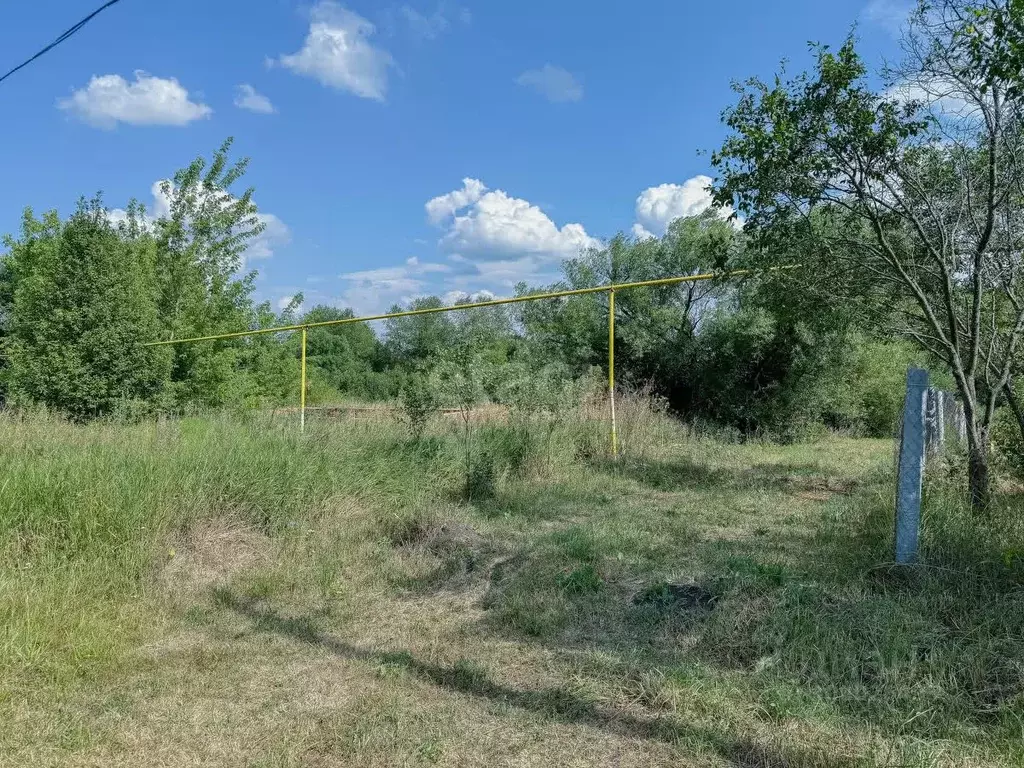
516,64,583,103
276,2,392,101
425,178,487,224
631,223,657,241
426,178,599,260
632,175,731,238
320,173,739,316
109,181,291,263
246,212,291,260
234,84,275,114
57,71,211,128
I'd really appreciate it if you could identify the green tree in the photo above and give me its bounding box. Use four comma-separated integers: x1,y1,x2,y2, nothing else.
448,298,518,397
711,2,1024,508
694,305,823,438
522,210,740,412
301,305,393,399
151,139,272,408
384,294,518,401
2,198,168,418
228,299,304,409
383,296,456,367
960,1,1024,98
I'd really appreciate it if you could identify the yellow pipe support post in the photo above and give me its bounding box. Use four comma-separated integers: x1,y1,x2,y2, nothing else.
300,327,307,433
609,289,618,459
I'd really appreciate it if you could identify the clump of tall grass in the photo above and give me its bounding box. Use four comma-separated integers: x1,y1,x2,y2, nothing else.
0,410,444,683
0,385,634,682
610,381,676,460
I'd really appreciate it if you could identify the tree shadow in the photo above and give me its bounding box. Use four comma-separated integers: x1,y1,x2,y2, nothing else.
472,482,616,522
214,588,874,767
591,456,733,491
471,466,1024,759
591,456,858,497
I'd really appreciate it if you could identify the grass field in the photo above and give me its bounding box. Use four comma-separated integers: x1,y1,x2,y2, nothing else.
1,404,1022,767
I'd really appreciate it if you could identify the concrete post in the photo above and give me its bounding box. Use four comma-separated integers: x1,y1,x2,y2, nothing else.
896,367,929,564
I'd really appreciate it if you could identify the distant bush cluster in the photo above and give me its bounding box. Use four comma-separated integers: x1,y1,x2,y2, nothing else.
0,141,921,439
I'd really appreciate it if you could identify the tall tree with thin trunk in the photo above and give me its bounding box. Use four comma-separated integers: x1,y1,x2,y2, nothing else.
711,0,1024,510
153,139,268,406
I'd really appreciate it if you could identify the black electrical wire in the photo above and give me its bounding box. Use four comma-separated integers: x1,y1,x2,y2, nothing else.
0,0,124,86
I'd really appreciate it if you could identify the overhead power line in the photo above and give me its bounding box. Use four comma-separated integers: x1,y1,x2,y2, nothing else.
0,0,124,86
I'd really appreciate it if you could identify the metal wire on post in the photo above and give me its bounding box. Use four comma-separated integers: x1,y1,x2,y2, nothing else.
608,289,618,459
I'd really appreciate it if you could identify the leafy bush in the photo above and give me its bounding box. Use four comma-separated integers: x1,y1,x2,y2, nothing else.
992,406,1024,480
464,452,497,501
820,336,922,438
3,200,169,419
400,370,437,440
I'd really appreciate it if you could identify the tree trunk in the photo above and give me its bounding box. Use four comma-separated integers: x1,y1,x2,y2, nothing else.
967,431,992,512
958,386,992,513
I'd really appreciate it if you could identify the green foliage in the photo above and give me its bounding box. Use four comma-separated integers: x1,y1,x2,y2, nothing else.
843,337,922,437
433,348,488,412
708,10,1024,508
693,306,809,437
691,300,921,439
302,305,396,400
384,297,456,366
0,140,303,417
520,210,742,412
400,370,437,440
0,179,921,442
960,0,1024,98
153,139,288,409
992,405,1024,478
0,136,940,444
154,138,263,342
2,199,169,418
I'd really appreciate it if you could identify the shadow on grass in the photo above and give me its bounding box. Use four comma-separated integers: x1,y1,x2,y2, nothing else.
472,482,615,522
592,456,858,497
215,588,874,767
470,464,1024,757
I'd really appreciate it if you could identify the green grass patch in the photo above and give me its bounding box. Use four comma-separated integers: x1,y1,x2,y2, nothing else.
0,411,1021,767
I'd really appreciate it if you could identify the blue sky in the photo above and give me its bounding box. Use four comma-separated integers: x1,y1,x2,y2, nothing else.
0,0,910,316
